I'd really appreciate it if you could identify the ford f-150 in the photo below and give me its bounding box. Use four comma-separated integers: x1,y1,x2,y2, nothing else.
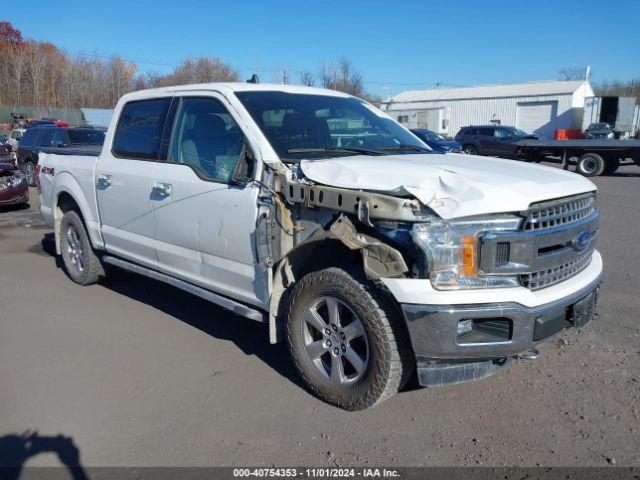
39,83,602,410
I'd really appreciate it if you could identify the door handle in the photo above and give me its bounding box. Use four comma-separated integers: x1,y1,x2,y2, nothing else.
97,174,112,187
152,182,172,197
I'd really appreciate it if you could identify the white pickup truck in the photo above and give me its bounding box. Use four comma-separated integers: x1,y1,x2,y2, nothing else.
39,83,602,410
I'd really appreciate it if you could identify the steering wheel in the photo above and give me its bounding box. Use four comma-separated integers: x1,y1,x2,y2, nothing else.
344,137,367,148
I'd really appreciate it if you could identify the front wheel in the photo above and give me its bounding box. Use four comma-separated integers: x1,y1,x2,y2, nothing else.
286,268,413,410
23,161,36,186
463,145,477,155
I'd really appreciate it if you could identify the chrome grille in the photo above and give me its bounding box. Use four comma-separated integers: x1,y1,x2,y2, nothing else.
520,252,593,291
523,193,596,231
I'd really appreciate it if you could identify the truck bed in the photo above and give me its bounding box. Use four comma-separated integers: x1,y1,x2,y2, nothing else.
38,152,101,241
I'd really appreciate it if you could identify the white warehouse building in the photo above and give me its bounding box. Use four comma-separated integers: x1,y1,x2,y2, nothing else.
382,80,595,139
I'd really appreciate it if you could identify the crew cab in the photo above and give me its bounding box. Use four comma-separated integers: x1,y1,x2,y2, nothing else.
39,83,602,410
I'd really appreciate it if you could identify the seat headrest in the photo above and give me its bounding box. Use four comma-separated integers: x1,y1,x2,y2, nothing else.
194,114,226,138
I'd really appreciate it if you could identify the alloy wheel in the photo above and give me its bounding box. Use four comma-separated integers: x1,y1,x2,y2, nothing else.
65,226,85,272
302,296,369,385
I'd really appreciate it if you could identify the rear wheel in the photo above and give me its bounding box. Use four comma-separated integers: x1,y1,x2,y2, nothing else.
602,157,620,175
463,145,477,155
286,267,413,410
60,210,105,285
576,153,605,177
23,161,36,186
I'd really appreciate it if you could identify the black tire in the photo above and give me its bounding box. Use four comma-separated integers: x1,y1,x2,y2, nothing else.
602,157,620,175
463,145,477,155
576,153,605,177
60,210,105,285
286,267,414,410
23,161,36,187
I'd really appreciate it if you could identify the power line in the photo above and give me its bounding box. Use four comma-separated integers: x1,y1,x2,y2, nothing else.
58,47,465,89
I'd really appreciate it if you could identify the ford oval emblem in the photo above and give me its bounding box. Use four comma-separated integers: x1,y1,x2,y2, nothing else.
572,231,591,251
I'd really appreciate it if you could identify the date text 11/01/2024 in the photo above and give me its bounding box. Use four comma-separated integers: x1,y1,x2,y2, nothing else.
232,468,400,477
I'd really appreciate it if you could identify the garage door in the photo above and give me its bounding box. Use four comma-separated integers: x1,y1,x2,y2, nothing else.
516,101,558,138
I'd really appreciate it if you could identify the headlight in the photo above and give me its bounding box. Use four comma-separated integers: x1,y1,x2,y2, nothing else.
412,217,521,290
10,172,26,187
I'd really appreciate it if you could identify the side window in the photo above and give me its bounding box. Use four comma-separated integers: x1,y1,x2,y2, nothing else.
55,129,69,146
494,129,510,138
169,97,245,183
464,128,478,136
37,129,56,147
478,127,494,136
112,98,171,160
20,129,37,146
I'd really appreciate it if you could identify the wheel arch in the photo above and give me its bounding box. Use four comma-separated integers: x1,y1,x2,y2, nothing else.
53,173,104,254
269,238,363,344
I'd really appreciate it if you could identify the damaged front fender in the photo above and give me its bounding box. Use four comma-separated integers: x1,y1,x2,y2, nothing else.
329,215,408,279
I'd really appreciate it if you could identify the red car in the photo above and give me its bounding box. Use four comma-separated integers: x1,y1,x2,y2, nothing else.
0,162,29,207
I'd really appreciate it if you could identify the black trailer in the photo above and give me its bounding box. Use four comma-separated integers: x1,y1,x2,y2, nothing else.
514,139,640,177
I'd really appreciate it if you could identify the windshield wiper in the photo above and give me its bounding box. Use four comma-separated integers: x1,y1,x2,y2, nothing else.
378,144,432,153
286,146,382,156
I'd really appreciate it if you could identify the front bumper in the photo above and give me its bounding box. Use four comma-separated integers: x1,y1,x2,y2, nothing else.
0,185,29,205
400,275,601,386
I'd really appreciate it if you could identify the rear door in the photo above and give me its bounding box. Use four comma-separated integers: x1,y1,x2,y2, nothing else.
477,127,496,155
150,94,267,308
95,97,172,269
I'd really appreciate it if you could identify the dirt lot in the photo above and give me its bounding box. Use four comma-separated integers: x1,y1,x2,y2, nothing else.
0,162,639,468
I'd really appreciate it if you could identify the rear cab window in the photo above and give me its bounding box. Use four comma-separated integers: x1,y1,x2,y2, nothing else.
112,98,172,160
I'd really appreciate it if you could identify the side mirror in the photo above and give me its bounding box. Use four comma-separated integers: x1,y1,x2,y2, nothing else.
231,143,256,186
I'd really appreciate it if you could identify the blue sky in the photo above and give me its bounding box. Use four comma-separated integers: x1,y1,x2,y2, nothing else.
6,0,640,97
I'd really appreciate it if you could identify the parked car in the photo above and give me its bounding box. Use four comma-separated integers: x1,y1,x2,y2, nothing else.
17,125,106,186
410,129,462,153
0,137,14,163
6,128,25,150
455,125,541,156
0,162,28,207
39,83,601,410
584,123,615,140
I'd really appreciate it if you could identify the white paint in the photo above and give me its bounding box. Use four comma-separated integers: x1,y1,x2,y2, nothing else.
300,153,596,219
381,251,602,308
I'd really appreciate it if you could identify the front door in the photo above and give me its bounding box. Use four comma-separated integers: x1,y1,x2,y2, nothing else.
493,128,518,156
150,95,267,308
96,97,172,269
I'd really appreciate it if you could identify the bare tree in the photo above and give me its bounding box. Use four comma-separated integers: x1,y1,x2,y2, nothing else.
299,70,315,86
318,57,365,97
558,67,587,81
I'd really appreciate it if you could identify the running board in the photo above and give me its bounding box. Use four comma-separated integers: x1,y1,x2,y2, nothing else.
102,255,266,323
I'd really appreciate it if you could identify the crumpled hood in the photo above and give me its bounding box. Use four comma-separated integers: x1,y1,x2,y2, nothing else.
299,153,596,219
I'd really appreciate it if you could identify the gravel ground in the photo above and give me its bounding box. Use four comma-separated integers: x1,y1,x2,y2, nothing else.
0,162,638,468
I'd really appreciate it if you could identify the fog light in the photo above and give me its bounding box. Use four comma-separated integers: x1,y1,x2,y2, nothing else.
457,319,473,335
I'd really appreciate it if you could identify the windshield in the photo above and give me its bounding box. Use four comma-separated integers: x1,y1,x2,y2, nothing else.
235,91,429,160
416,130,446,142
67,129,105,145
505,127,530,138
